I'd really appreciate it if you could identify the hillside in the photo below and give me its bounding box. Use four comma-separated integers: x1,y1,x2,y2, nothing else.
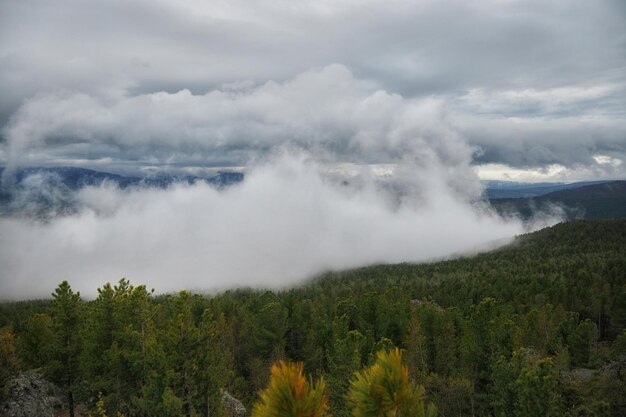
1,219,625,416
490,180,626,220
482,180,608,199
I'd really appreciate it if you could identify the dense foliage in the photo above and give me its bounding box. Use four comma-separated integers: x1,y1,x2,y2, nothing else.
1,219,625,417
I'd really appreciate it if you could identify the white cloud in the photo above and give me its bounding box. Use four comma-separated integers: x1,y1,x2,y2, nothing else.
593,154,622,167
0,154,524,299
474,160,625,182
474,163,568,182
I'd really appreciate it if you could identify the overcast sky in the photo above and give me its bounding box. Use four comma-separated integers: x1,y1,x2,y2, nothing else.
1,0,624,181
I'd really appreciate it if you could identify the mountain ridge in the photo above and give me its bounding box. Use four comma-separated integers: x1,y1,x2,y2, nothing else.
490,180,626,220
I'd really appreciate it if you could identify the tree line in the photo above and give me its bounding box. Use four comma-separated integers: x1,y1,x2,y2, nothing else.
1,219,625,416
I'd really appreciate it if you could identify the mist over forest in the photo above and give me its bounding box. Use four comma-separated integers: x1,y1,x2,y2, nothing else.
0,154,533,299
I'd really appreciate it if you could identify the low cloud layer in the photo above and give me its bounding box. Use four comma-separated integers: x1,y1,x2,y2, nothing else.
0,155,524,299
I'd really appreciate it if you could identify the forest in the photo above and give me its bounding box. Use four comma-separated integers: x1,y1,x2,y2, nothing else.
1,219,625,417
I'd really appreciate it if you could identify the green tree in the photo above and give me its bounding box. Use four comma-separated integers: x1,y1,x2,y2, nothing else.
405,315,428,379
491,349,561,417
0,326,19,391
569,319,598,367
18,313,54,369
192,310,235,417
49,281,83,417
82,279,155,415
514,355,561,417
163,291,199,417
422,374,474,417
325,316,365,417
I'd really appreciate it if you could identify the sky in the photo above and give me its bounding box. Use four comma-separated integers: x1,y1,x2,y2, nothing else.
0,0,624,297
0,0,624,181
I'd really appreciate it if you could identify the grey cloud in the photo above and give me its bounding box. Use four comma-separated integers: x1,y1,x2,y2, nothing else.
1,0,625,177
4,64,626,183
4,64,624,183
451,94,626,174
1,0,624,103
2,65,476,184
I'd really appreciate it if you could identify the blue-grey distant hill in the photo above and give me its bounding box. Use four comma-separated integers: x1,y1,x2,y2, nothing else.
0,166,244,217
0,166,243,189
482,180,610,199
489,181,626,220
1,167,624,221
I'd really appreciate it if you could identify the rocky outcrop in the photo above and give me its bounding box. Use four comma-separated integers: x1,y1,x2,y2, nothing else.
1,370,60,417
222,390,247,417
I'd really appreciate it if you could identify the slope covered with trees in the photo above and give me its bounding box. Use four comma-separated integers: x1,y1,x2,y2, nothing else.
490,181,626,220
1,219,625,417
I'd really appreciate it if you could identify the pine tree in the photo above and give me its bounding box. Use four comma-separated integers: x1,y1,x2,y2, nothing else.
346,348,436,417
18,313,54,369
50,281,83,417
82,279,155,415
569,319,598,367
252,360,329,417
193,310,235,417
0,326,19,390
405,316,428,379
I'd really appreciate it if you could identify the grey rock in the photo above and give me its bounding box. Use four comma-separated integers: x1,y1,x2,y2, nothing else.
222,390,247,417
1,370,60,417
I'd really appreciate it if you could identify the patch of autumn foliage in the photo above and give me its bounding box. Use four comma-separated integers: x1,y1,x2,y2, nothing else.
346,348,436,417
252,361,330,417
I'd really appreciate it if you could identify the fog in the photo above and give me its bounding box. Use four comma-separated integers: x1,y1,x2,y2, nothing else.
0,154,526,299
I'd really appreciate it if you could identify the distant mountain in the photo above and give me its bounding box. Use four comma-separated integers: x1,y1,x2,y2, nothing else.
11,166,139,189
0,167,244,190
490,181,626,220
2,166,623,221
1,166,244,189
482,180,610,199
0,166,244,217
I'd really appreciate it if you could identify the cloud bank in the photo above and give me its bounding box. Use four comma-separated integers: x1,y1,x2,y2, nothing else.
3,65,472,174
0,155,523,299
1,0,625,179
2,64,624,182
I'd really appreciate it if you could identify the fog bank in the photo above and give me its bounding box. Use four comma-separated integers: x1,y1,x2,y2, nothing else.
0,155,524,299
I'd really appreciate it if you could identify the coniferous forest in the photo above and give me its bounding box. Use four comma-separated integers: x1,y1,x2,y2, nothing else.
1,219,625,417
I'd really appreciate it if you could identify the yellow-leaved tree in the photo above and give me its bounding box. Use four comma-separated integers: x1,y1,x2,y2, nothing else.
346,348,437,417
252,360,330,417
